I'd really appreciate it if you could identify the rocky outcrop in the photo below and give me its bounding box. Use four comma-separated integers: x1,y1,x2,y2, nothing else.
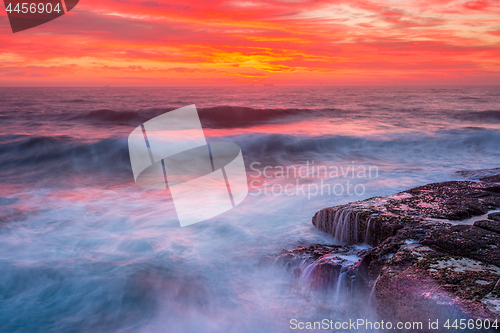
489,212,500,221
267,179,500,327
261,244,369,293
311,180,500,323
312,181,500,245
474,219,500,234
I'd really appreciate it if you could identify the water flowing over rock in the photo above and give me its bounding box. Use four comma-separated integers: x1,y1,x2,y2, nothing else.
262,244,369,293
307,180,500,326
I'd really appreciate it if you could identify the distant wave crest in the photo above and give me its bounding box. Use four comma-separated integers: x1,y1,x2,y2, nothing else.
1,129,500,183
1,106,338,128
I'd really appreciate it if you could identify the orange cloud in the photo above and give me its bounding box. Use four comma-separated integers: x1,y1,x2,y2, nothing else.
0,0,499,85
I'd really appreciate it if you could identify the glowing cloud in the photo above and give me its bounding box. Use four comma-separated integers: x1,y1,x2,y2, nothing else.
0,0,499,85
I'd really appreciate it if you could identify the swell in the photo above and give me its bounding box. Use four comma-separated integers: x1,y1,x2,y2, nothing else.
3,106,499,129
0,135,132,182
0,106,338,128
198,106,335,128
231,129,500,164
2,129,500,181
455,110,500,123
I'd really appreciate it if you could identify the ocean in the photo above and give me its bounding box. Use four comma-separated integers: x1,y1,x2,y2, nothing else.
1,86,500,332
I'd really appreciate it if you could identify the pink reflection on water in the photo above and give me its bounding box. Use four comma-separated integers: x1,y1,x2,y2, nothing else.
202,117,491,139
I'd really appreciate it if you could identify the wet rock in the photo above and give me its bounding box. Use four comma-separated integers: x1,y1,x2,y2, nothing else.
370,238,500,323
312,181,500,247
474,219,500,234
310,180,500,323
303,259,344,290
421,225,500,266
405,181,500,220
260,244,342,268
481,175,500,183
489,212,500,222
263,244,368,291
375,255,499,325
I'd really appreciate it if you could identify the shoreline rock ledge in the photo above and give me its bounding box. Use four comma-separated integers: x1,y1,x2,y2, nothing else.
312,180,500,324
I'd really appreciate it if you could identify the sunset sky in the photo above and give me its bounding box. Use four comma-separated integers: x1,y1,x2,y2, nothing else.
1,0,499,86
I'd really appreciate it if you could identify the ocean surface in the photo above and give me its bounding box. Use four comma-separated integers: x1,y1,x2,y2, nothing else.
1,86,500,332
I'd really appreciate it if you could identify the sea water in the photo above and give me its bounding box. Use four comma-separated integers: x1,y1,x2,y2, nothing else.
1,86,499,332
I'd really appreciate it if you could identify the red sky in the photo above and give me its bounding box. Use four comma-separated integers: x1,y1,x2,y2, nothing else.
1,0,500,86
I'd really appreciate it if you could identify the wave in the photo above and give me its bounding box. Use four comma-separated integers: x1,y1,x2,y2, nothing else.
62,99,88,103
3,105,500,130
230,129,500,165
458,96,481,100
198,106,336,128
0,106,339,128
2,129,499,182
65,106,338,128
0,135,132,182
67,109,155,125
456,110,500,123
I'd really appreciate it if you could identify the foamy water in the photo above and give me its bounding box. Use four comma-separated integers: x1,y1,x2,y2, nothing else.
1,86,499,332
